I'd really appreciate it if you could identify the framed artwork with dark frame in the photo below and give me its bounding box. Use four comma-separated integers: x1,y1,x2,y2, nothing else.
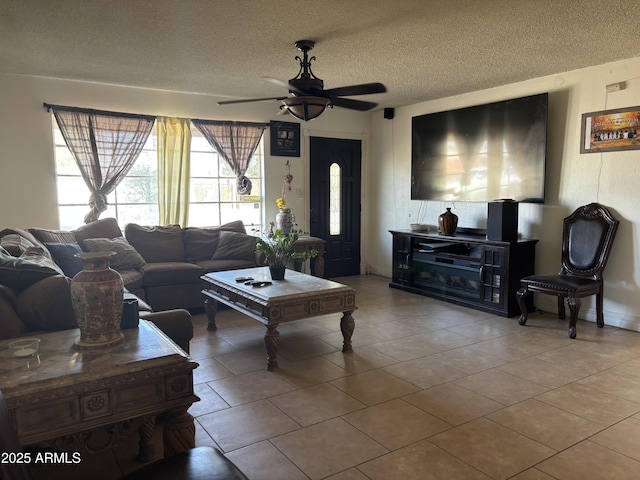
270,121,300,157
580,105,640,153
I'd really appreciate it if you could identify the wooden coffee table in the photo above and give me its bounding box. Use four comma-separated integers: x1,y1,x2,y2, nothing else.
202,267,357,370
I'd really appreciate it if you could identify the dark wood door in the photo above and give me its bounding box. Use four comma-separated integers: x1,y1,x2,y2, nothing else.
309,137,361,278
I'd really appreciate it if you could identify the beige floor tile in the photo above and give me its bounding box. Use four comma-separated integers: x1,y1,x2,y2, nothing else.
330,369,420,405
510,468,558,479
430,418,555,480
535,343,625,375
343,398,450,450
191,355,234,383
189,382,230,416
277,336,340,361
189,334,238,360
445,320,513,341
224,441,308,480
269,383,365,426
577,369,640,403
454,369,549,405
403,383,503,425
214,346,276,375
208,369,296,406
429,345,508,374
326,468,372,480
271,356,351,388
537,440,640,480
497,356,587,388
536,383,640,426
357,439,491,480
590,417,640,461
197,399,300,452
271,418,388,480
323,345,398,374
383,356,467,388
487,399,604,450
613,357,640,378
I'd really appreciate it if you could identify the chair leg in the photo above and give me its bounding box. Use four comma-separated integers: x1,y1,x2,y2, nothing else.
557,296,565,320
596,288,605,328
567,296,581,339
516,287,529,325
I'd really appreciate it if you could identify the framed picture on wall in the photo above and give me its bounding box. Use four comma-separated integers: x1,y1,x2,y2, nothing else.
270,121,300,157
580,105,640,153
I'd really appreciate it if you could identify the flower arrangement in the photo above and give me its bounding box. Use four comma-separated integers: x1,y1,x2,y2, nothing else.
256,229,317,269
276,197,290,212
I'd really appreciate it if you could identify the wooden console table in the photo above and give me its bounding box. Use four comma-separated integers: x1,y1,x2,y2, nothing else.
293,235,326,277
0,321,199,461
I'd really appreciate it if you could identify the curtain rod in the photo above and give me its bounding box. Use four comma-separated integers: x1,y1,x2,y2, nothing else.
43,103,156,121
43,103,270,128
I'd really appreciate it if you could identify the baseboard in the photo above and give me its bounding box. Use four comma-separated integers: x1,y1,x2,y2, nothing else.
533,296,640,333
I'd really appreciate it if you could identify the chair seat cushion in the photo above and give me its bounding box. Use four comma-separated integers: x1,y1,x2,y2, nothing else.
521,274,601,295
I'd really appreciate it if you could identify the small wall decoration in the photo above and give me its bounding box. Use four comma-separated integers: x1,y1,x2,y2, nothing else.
270,121,300,157
580,105,640,153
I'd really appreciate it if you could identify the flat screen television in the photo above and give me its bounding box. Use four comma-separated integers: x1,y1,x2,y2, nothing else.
411,92,548,203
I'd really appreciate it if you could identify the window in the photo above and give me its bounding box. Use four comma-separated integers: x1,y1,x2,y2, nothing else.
54,121,264,231
329,162,341,235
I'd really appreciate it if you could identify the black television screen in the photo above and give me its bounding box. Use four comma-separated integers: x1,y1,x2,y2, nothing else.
411,92,548,203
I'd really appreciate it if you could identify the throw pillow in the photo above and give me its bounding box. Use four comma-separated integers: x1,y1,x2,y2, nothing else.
0,233,35,256
83,237,146,270
211,230,257,262
45,242,84,277
0,248,61,290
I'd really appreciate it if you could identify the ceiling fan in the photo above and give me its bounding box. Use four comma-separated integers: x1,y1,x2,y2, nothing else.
217,40,387,121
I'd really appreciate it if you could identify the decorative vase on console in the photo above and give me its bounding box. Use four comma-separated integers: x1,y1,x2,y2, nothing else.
275,197,294,234
438,207,458,236
71,251,124,350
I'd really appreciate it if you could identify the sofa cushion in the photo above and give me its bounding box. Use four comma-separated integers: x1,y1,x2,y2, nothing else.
197,258,257,273
84,236,146,270
125,224,185,263
212,231,257,262
183,228,221,262
15,275,77,331
141,262,203,287
0,247,62,290
45,242,84,277
73,217,124,250
183,220,248,262
0,285,27,339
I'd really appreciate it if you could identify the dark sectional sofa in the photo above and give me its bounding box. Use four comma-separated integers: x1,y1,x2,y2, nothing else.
0,217,260,352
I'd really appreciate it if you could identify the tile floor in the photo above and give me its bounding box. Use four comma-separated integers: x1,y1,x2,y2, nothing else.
36,274,640,479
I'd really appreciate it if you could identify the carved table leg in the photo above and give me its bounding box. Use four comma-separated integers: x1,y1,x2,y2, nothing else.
341,311,355,353
137,416,157,462
204,297,218,331
265,324,280,371
163,407,196,457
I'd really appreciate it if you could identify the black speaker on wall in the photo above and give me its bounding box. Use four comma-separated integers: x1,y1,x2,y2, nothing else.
487,199,519,242
384,107,395,119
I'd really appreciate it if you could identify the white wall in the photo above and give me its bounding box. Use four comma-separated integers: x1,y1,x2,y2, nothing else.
369,57,640,331
0,74,371,234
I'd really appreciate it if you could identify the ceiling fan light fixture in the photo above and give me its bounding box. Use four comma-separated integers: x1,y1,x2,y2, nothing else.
281,96,331,121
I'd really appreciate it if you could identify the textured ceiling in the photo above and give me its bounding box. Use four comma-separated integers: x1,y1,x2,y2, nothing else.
2,0,640,111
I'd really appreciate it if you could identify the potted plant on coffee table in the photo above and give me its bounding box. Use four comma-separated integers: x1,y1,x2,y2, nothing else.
256,229,317,280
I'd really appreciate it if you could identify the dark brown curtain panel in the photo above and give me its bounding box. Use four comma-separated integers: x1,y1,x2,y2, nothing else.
51,107,156,223
192,120,268,195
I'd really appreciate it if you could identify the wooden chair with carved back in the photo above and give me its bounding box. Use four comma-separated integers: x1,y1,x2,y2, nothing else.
516,203,619,339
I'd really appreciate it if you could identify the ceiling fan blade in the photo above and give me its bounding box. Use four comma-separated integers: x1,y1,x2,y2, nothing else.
217,96,288,105
330,97,378,111
323,82,387,97
263,76,306,95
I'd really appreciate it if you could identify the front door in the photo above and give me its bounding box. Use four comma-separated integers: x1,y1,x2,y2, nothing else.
309,137,361,278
